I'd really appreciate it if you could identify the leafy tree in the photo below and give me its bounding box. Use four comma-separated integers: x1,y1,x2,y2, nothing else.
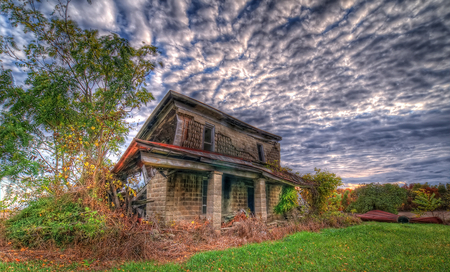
412,189,443,217
0,0,160,211
302,168,343,214
437,184,447,196
348,183,407,214
442,192,450,210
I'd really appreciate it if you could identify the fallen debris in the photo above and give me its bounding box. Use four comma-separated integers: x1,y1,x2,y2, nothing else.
356,210,443,224
222,209,250,228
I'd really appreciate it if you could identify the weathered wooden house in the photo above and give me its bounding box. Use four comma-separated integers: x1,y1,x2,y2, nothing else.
112,91,308,229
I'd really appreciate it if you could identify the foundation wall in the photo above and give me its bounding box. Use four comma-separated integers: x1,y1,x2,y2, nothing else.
266,184,284,221
165,172,204,223
146,171,168,222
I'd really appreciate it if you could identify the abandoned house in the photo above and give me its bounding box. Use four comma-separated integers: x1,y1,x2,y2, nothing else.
112,91,309,229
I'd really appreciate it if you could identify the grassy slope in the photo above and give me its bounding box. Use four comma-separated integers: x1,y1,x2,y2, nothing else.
2,222,449,271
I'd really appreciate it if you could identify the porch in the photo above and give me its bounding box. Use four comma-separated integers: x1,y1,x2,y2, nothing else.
112,139,310,230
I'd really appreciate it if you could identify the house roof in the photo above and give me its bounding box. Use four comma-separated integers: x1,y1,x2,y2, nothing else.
112,138,310,187
136,90,282,141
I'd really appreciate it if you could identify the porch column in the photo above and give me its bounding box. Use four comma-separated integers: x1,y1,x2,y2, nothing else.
207,171,222,230
254,178,267,222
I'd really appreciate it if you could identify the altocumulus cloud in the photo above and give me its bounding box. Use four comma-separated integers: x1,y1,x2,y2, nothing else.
3,0,450,187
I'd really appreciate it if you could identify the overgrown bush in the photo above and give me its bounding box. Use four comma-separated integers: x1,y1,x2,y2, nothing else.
302,168,343,214
326,192,343,212
347,183,407,214
274,186,298,215
5,195,106,247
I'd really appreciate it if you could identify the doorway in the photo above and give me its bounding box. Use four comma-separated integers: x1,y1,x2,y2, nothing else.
247,186,254,214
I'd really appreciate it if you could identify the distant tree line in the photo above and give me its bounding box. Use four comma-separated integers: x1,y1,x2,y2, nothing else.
334,182,450,215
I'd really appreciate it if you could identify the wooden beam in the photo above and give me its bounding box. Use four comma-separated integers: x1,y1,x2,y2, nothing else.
216,167,259,179
261,172,312,188
132,198,155,206
140,151,311,187
140,151,214,171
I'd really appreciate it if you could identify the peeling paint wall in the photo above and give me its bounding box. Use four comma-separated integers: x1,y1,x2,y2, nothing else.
176,107,281,164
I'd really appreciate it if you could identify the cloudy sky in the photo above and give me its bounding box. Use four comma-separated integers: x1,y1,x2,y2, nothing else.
3,0,450,187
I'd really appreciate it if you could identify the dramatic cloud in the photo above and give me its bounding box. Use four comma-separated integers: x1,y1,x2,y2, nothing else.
4,0,450,186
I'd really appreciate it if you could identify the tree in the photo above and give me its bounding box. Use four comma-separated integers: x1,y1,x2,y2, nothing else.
301,168,343,214
348,183,407,214
0,0,160,211
341,190,350,210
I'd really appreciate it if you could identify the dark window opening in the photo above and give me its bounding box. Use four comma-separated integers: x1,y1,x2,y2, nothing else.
223,177,231,200
247,187,255,214
202,179,208,214
203,124,214,151
257,144,265,162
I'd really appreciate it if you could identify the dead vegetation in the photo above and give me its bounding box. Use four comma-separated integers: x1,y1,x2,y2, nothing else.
0,213,361,270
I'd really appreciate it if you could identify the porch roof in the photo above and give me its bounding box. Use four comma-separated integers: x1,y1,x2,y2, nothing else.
112,139,311,187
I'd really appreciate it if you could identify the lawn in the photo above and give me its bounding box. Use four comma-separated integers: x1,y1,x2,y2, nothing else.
1,222,449,271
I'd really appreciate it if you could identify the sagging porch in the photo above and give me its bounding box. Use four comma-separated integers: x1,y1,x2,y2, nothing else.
112,139,311,230
145,169,277,230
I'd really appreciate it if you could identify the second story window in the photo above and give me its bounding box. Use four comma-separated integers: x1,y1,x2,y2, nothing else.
257,143,265,162
203,123,214,151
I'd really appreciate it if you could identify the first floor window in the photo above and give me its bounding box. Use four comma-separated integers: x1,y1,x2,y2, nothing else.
202,179,208,214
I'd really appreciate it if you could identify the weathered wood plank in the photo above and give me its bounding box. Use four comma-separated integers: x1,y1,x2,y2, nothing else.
140,151,214,171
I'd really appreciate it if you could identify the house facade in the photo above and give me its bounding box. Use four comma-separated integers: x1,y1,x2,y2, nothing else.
112,91,309,230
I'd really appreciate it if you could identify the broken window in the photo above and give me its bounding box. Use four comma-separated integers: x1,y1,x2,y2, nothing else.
202,179,208,214
257,143,265,162
203,123,214,151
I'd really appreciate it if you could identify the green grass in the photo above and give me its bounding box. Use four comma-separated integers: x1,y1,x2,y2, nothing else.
1,222,449,271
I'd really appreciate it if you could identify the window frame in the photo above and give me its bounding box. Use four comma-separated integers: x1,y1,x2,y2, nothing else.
202,123,215,152
202,179,208,214
257,143,265,162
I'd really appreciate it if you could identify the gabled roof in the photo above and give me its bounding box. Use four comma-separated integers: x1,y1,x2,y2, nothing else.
112,138,310,187
136,90,282,141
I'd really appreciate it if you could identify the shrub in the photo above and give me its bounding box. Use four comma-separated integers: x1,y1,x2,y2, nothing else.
5,195,106,247
327,192,343,212
347,183,407,214
274,186,298,215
